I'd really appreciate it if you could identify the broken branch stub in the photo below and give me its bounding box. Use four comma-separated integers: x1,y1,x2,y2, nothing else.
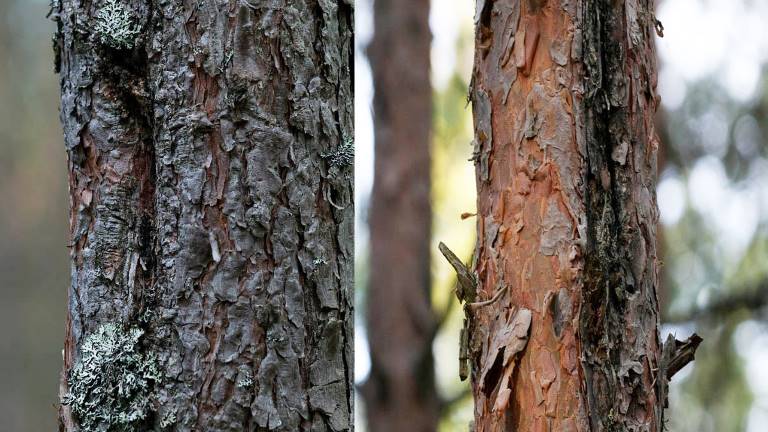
658,333,703,412
459,323,470,381
665,333,703,380
438,242,477,303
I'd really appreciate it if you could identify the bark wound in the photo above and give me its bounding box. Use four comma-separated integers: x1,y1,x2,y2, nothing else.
55,0,353,431
470,0,673,430
479,308,532,413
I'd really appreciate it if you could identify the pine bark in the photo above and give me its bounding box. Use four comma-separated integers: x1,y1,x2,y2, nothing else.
53,1,353,431
363,0,439,431
468,0,663,430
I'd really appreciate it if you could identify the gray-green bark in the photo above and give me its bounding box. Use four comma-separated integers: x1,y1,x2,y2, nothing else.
53,1,353,431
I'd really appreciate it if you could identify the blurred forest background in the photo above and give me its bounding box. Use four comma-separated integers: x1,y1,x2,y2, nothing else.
1,0,768,431
355,0,768,431
0,0,69,431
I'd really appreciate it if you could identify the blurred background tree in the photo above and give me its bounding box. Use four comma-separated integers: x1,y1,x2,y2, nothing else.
363,0,440,430
357,0,768,431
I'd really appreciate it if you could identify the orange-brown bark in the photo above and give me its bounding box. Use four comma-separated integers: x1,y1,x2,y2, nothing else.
468,0,664,430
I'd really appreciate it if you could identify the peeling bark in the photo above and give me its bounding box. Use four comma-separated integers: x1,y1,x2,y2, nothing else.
467,0,674,430
363,0,439,430
53,0,353,430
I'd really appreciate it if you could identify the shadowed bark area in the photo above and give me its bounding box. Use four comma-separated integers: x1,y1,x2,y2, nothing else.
363,0,439,430
53,1,353,431
467,0,667,430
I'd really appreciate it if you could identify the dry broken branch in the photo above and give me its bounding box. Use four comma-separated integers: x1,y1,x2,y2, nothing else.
663,333,703,380
657,333,703,414
438,242,477,303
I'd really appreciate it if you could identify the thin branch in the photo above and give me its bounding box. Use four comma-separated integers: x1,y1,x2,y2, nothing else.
467,285,508,309
664,279,768,323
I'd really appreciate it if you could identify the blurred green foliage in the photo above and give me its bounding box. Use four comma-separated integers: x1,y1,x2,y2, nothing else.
658,78,768,430
431,72,475,432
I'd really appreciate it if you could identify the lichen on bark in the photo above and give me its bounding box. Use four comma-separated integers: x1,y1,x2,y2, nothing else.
93,0,141,50
61,323,161,432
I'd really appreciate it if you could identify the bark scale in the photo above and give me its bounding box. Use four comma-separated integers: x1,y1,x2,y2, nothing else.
363,0,439,431
53,0,353,431
468,0,664,430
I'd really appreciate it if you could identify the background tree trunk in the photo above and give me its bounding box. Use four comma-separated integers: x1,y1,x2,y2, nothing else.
363,0,439,431
468,0,665,430
53,1,353,431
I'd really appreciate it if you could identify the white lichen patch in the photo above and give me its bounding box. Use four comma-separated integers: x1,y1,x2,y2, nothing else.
322,138,354,169
237,371,254,388
61,323,161,432
159,410,177,429
94,0,140,50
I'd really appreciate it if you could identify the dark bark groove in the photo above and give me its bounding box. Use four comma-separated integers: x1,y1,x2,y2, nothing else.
53,1,353,431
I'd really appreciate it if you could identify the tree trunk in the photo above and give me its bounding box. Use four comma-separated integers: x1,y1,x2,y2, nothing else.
363,0,438,431
53,1,353,431
467,0,667,430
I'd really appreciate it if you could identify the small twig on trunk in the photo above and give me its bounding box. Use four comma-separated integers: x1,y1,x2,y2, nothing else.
467,285,508,309
657,332,702,414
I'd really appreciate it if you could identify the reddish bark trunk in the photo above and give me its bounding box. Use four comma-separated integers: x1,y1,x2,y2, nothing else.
467,0,666,430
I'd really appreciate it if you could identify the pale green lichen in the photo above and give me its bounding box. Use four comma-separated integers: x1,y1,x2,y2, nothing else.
94,0,140,50
158,410,177,429
236,371,253,388
322,138,354,169
61,323,161,432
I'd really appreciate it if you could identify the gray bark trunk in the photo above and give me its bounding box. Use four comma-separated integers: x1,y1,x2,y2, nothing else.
53,1,353,431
